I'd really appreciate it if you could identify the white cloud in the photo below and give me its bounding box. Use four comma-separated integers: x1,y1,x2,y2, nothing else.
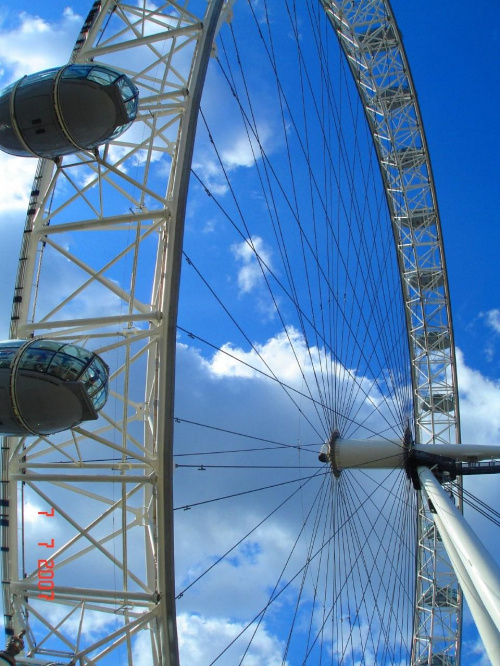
174,333,415,658
220,121,273,170
0,208,32,339
209,326,315,383
461,637,491,666
35,602,118,644
20,242,125,324
191,155,230,196
456,347,499,634
173,336,500,663
177,613,288,666
231,236,273,295
481,308,500,335
456,348,500,445
0,10,82,84
228,235,280,319
0,10,497,663
191,60,282,196
205,327,378,415
0,155,38,213
476,309,500,361
191,119,276,198
0,9,81,218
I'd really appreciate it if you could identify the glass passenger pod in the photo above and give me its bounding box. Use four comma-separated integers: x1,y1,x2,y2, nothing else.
0,64,139,158
0,340,109,436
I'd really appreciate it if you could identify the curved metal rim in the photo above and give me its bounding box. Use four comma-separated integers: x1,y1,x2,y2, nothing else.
1,1,210,663
321,1,462,663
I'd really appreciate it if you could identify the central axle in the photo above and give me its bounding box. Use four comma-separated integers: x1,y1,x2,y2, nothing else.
318,431,500,480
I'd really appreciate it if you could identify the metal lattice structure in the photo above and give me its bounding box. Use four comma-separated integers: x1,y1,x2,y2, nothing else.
2,1,228,663
1,1,483,665
322,2,461,663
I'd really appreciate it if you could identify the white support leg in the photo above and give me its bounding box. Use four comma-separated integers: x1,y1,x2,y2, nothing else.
422,499,500,664
418,466,500,663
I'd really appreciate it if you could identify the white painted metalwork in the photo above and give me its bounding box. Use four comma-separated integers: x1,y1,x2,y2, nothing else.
2,1,489,665
321,2,462,663
322,432,500,664
418,467,500,664
320,438,500,661
322,438,500,470
1,1,228,663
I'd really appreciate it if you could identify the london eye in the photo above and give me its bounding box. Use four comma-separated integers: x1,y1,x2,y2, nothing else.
0,1,498,664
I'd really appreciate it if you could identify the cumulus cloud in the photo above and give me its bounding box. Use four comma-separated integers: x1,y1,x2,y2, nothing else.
456,348,500,445
191,118,277,197
177,613,288,666
461,637,492,666
1,8,498,665
474,309,500,361
191,156,230,197
231,236,273,295
220,121,273,170
172,336,500,663
0,155,38,213
455,346,500,635
480,308,500,336
0,9,82,84
0,9,82,221
229,235,280,319
173,334,413,661
208,326,328,386
191,55,282,197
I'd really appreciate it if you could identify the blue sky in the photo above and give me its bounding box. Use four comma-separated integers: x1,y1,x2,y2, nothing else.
392,2,500,379
0,1,498,664
2,0,498,374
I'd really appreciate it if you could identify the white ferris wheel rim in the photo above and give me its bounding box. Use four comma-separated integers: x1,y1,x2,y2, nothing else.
0,1,469,665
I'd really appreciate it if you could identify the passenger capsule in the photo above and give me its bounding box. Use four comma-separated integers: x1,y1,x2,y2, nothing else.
0,339,109,436
0,64,138,158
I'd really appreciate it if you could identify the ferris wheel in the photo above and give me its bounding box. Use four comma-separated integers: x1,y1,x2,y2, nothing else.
0,1,499,665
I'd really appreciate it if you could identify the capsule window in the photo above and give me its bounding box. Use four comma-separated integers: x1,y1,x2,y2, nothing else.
48,352,86,381
62,65,92,80
0,81,16,97
19,69,58,88
20,349,55,373
91,386,108,411
125,99,137,116
109,123,127,140
87,67,116,86
0,340,24,354
81,357,108,400
117,77,136,101
59,344,93,364
81,364,104,390
30,340,63,353
0,348,17,369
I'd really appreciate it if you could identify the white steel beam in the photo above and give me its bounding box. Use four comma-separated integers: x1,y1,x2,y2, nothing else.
153,0,225,662
1,2,227,664
20,312,161,332
86,23,203,58
425,511,500,665
418,466,500,663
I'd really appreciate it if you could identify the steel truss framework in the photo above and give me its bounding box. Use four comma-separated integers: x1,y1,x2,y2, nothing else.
0,0,466,665
2,1,229,663
322,3,461,663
